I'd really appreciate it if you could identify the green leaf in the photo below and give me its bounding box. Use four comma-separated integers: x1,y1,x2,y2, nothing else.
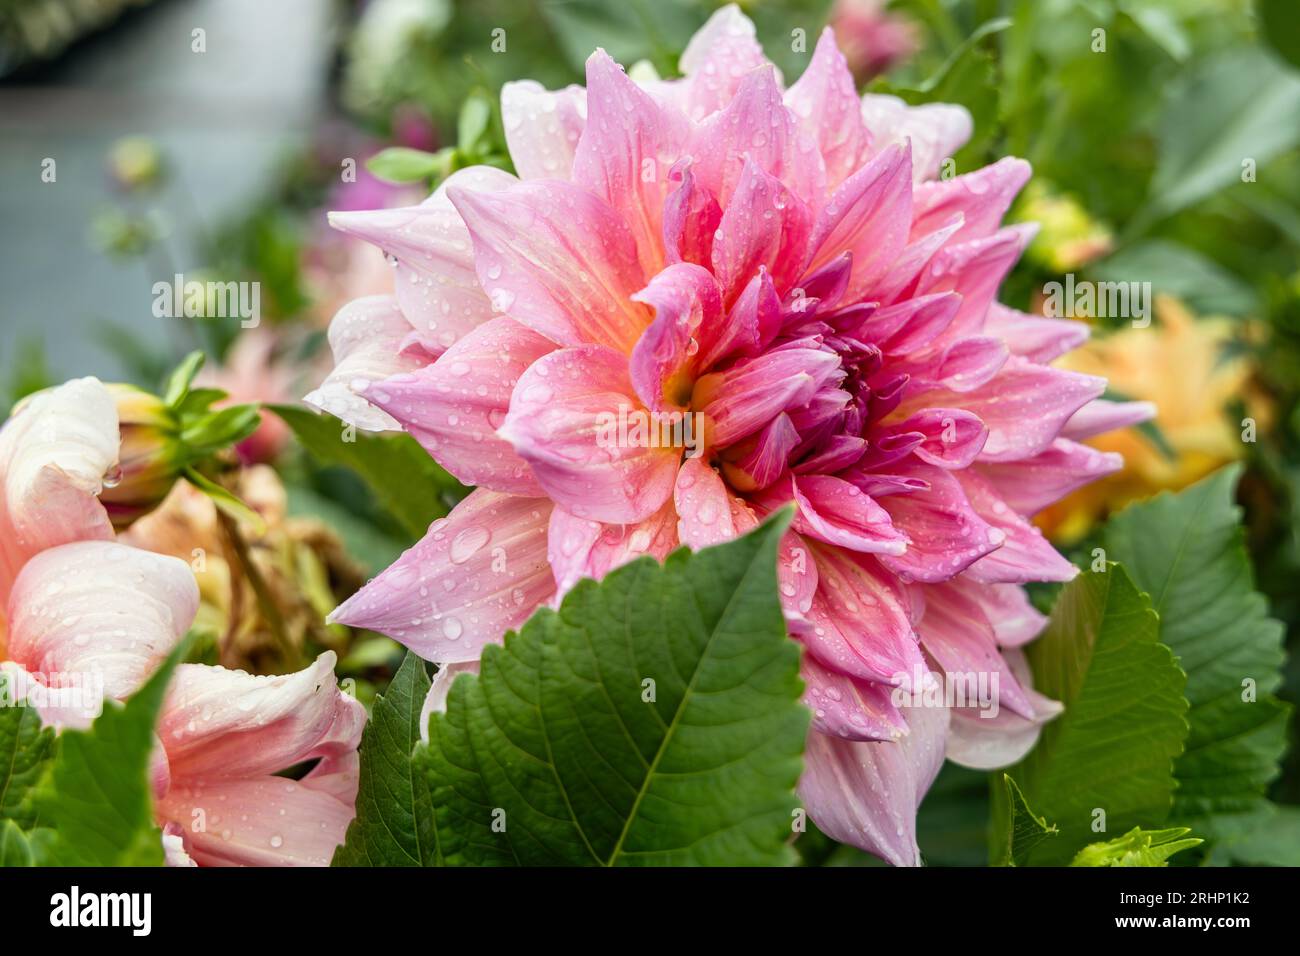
179,404,261,456
418,512,809,865
31,639,190,866
1091,239,1258,317
1070,826,1202,867
457,92,492,155
0,671,56,828
998,775,1058,867
991,566,1188,866
333,653,435,866
1259,0,1300,71
161,350,206,407
1218,805,1300,866
0,819,34,866
1105,465,1290,840
1141,47,1300,224
270,403,466,541
366,147,452,184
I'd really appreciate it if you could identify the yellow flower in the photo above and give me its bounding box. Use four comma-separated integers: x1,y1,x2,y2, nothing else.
1037,295,1270,541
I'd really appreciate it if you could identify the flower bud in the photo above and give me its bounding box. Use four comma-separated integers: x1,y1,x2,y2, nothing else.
100,384,185,529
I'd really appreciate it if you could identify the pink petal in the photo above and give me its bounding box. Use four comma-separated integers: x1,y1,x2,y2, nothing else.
910,356,1106,463
694,347,840,448
956,472,1078,584
882,408,988,470
157,773,357,867
329,490,555,662
978,438,1123,515
690,67,806,208
449,179,649,352
548,497,678,600
6,540,197,708
784,28,872,189
573,50,691,277
0,377,117,605
629,263,722,412
876,462,1004,583
916,581,1037,719
1061,398,1157,441
679,4,771,120
899,335,1008,393
363,317,555,494
910,157,1031,243
917,224,1036,340
805,143,913,298
721,412,800,491
696,267,782,370
862,291,961,355
673,456,737,549
799,545,926,684
419,660,480,743
860,94,972,182
801,653,908,742
158,652,364,781
713,157,811,299
780,474,909,556
872,214,965,304
499,346,680,522
501,80,586,180
327,166,517,356
303,295,425,431
945,648,1062,769
799,702,949,866
984,302,1090,363
962,581,1048,648
662,159,723,269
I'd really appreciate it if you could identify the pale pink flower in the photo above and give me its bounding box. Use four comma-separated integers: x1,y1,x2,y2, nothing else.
0,378,363,866
311,5,1148,865
830,0,920,81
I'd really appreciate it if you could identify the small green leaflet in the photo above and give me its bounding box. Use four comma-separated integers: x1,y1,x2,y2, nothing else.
997,775,1057,867
991,566,1188,866
385,512,809,866
1105,465,1290,840
1070,827,1202,867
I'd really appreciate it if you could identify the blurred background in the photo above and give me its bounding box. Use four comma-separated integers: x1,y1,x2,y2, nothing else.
2,0,1299,862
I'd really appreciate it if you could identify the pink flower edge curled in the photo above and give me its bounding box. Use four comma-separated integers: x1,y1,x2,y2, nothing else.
0,378,364,866
312,4,1150,866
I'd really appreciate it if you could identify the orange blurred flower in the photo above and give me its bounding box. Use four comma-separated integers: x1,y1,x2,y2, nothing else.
1037,295,1270,541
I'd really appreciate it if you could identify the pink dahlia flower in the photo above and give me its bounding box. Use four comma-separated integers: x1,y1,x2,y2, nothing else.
312,5,1149,865
0,378,364,866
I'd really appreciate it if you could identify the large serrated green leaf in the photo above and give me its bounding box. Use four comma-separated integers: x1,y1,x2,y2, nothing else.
333,653,436,866
31,641,189,866
992,566,1188,866
0,672,55,828
418,513,809,866
1105,465,1290,839
269,404,466,541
